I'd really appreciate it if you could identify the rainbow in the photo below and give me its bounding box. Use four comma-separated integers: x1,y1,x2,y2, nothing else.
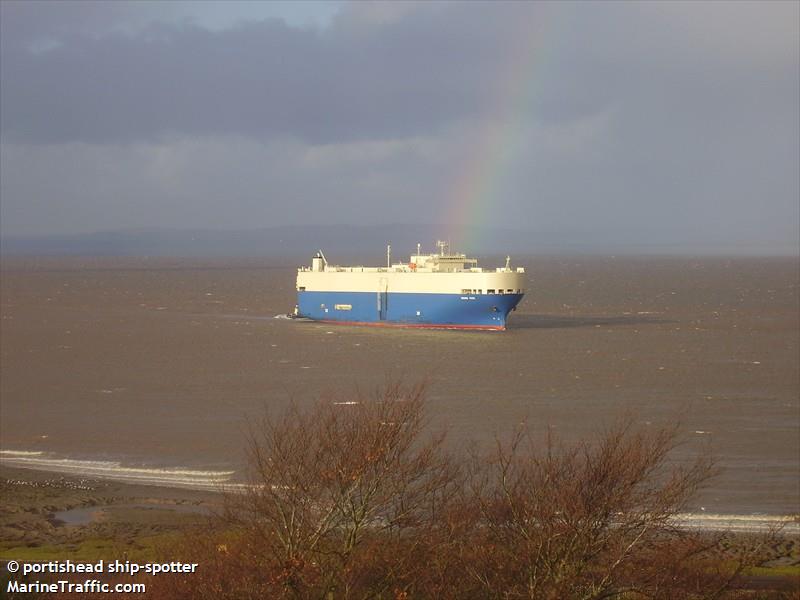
440,4,567,251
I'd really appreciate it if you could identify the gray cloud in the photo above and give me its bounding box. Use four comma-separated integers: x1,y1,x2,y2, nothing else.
1,1,797,252
1,2,519,144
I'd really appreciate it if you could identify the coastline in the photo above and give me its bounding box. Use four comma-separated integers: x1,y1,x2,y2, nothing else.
1,464,798,593
2,456,797,536
2,460,798,541
0,465,219,562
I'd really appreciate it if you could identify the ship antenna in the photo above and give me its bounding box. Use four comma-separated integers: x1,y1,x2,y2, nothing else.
387,244,391,268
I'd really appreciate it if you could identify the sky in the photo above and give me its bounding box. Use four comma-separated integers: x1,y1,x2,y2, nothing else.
1,0,798,253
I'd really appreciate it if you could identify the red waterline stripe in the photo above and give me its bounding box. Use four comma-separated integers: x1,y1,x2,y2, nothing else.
315,320,505,331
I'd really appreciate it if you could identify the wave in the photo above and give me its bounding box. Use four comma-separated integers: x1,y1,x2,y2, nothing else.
673,512,799,534
0,450,45,457
0,451,237,491
274,314,310,321
1,451,797,532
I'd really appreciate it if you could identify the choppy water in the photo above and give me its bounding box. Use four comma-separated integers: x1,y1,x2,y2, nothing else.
1,256,798,517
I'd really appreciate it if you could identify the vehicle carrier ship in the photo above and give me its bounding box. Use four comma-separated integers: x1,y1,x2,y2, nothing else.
295,242,525,330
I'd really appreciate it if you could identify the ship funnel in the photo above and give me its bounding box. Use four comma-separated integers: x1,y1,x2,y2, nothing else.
312,250,327,272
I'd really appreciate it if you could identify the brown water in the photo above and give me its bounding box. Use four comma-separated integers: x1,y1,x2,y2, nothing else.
1,256,798,514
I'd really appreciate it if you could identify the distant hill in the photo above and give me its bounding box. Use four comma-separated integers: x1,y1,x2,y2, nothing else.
0,225,556,258
1,225,795,258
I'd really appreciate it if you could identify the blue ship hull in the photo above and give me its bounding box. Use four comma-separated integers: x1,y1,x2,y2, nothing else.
297,291,523,330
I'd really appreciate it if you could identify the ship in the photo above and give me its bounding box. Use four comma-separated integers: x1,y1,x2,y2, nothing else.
294,241,525,330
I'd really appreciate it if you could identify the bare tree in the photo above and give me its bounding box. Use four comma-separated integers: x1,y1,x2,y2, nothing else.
140,385,791,600
452,418,787,600
221,381,459,599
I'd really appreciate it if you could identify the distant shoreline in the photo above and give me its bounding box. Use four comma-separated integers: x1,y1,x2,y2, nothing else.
2,222,799,261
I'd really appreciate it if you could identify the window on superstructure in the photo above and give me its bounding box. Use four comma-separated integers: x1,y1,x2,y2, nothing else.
507,289,513,294
487,289,495,294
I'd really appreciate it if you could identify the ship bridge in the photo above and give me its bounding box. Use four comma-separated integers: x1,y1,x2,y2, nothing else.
298,241,525,276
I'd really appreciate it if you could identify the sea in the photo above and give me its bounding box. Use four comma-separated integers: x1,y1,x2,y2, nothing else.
1,255,798,526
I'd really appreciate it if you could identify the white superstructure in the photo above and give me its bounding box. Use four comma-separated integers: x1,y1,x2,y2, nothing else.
298,243,526,295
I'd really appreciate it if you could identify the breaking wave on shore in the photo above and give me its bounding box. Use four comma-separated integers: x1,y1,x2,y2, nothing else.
673,512,799,534
2,450,797,534
0,449,237,491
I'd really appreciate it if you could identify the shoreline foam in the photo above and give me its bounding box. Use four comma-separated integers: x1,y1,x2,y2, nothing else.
2,450,797,534
0,450,235,491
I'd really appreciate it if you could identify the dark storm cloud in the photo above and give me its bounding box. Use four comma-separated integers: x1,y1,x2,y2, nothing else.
0,1,797,252
1,2,526,144
3,1,795,147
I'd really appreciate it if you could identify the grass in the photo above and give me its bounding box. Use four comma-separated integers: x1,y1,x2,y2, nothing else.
0,532,180,562
744,564,800,578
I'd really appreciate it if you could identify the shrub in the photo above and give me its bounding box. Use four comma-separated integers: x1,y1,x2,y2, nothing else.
144,383,789,600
